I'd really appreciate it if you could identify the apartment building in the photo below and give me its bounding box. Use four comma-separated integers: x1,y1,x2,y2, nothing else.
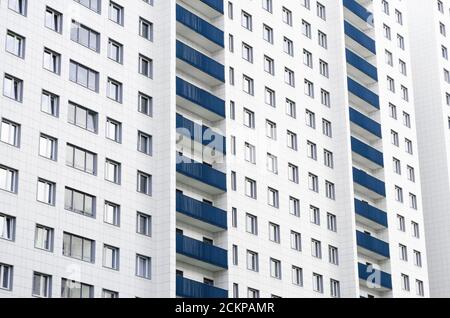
407,0,450,298
0,0,430,298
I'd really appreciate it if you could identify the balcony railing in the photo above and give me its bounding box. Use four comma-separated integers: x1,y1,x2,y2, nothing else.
343,0,374,26
176,233,228,269
176,276,228,298
353,167,386,197
201,0,224,14
356,231,390,259
346,49,378,81
176,5,224,48
358,263,392,290
176,41,225,83
351,137,384,167
349,107,382,138
176,191,227,230
354,199,388,228
176,154,227,192
344,21,376,55
348,77,380,109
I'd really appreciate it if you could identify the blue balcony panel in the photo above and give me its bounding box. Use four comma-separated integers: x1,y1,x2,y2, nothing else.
176,154,227,194
176,5,224,52
176,276,228,298
358,263,392,290
176,233,228,270
353,167,386,198
349,107,382,140
354,199,388,229
176,191,227,232
348,77,380,110
176,41,225,84
343,0,374,26
346,49,378,82
176,77,225,121
351,137,384,168
344,21,376,56
356,231,390,260
176,113,226,154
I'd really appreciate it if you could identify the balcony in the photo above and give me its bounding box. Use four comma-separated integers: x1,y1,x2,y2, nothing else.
176,5,224,52
176,113,226,154
343,0,374,30
346,49,378,84
176,276,228,298
176,191,227,232
358,263,392,290
351,137,384,169
176,77,225,121
349,107,382,141
176,41,225,85
356,231,390,260
354,199,388,230
348,77,380,112
176,154,227,194
353,167,386,199
176,233,228,271
179,0,224,19
344,21,376,58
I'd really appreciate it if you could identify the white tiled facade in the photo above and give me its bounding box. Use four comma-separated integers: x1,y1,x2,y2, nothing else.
0,0,439,299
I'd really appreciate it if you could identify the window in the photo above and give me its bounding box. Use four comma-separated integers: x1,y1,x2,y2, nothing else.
393,158,401,174
137,212,152,236
290,197,300,217
389,103,397,119
304,80,314,97
6,31,25,58
304,49,313,68
242,43,253,62
270,258,281,279
266,120,276,139
32,272,51,298
3,74,23,102
68,102,97,133
139,55,153,78
412,222,420,238
64,187,95,217
0,264,13,291
35,225,53,251
8,0,27,15
405,138,413,154
37,179,55,206
139,18,153,41
41,91,59,116
327,213,337,232
291,231,302,251
282,7,293,26
248,288,259,298
105,159,121,185
61,279,93,298
391,130,399,146
395,186,404,203
324,150,334,168
292,266,303,286
399,60,407,75
108,39,123,63
66,144,96,175
401,274,410,291
409,193,418,210
244,142,256,164
383,24,391,40
109,1,124,25
138,131,153,155
313,273,323,293
105,118,121,143
321,89,331,107
228,35,234,53
43,48,61,74
70,21,100,52
45,7,62,33
403,112,411,128
287,131,298,150
0,165,18,193
306,110,316,128
243,75,254,95
104,201,120,226
0,213,15,241
246,250,259,272
138,93,153,117
317,2,326,20
262,0,272,12
309,173,319,192
103,245,120,270
416,280,424,297
319,60,329,77
387,76,395,92
263,24,273,43
288,163,299,183
311,239,322,259
302,20,311,38
107,78,123,102
285,68,295,87
397,215,405,232
0,119,20,147
74,0,101,13
241,11,252,30
286,99,296,118
265,87,276,106
246,213,258,235
267,153,278,174
232,245,238,265
231,208,237,228
63,232,95,263
414,250,422,267
330,279,340,298
385,50,393,66
284,37,294,56
269,222,280,243
318,31,327,48
322,119,332,137
399,244,408,261
310,205,320,225
325,181,335,200
103,289,119,298
264,55,275,75
69,60,99,91
137,171,152,196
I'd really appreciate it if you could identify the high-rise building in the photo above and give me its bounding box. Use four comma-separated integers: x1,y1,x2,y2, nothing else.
0,0,430,298
407,0,450,298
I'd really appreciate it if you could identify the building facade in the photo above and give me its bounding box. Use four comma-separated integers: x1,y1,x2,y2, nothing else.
407,0,450,298
0,0,431,298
